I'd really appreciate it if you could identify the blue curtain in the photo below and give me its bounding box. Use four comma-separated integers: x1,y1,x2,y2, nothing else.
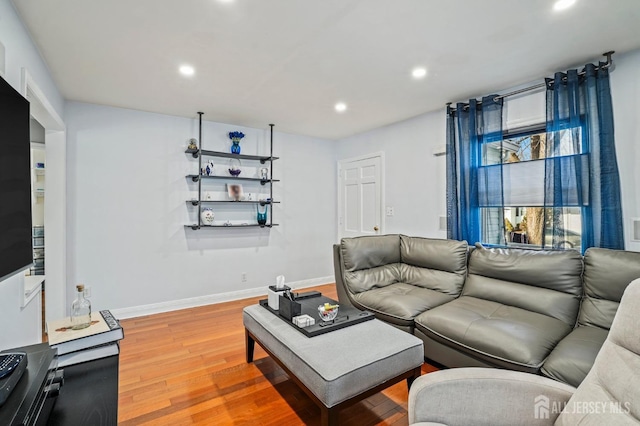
545,63,624,251
446,96,504,245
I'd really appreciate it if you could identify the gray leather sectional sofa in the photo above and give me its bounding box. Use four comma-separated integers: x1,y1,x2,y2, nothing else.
333,234,640,387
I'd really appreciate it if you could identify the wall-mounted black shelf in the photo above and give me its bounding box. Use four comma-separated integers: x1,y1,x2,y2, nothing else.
184,114,278,230
185,148,278,164
187,174,280,185
184,224,279,230
187,200,280,206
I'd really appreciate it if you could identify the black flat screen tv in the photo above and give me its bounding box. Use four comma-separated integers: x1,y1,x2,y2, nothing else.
0,75,32,282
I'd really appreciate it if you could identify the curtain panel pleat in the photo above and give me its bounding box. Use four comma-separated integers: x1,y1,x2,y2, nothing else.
446,96,503,245
545,63,624,251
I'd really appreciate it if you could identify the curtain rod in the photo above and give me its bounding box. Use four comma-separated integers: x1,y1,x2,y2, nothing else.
447,51,614,113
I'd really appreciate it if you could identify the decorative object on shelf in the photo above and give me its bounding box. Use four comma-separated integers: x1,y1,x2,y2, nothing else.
260,167,269,180
205,192,213,201
201,160,214,176
229,131,245,154
200,207,215,225
223,220,232,226
228,158,241,176
257,204,268,225
227,183,244,201
187,138,198,150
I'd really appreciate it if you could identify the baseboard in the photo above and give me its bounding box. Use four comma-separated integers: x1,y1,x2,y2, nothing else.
111,276,334,320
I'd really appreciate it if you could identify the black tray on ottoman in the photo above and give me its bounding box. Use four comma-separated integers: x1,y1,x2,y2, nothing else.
259,293,374,337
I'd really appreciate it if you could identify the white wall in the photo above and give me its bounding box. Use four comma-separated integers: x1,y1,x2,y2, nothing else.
65,102,337,316
610,49,640,252
0,0,65,350
0,1,64,114
336,111,448,238
336,48,640,252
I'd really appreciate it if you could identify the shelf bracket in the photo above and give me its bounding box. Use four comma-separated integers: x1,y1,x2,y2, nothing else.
191,152,199,159
191,200,199,206
191,176,200,182
190,225,200,230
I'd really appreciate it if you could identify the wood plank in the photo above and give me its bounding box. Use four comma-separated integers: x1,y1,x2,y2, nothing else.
118,283,439,425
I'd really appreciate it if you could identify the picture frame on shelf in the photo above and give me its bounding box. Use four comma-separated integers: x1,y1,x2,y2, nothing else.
227,184,244,201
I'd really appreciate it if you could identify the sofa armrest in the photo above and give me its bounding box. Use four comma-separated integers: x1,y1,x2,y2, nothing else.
409,368,575,426
333,244,354,307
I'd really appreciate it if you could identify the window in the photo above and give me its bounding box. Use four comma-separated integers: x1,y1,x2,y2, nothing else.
478,125,588,250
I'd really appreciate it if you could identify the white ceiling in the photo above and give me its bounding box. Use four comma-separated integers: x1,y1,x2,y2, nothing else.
11,0,640,140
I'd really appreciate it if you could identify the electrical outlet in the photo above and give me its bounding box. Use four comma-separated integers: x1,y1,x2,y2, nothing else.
241,272,247,282
386,206,394,217
83,286,92,298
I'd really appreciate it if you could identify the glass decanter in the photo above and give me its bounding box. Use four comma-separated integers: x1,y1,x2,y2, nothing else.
71,284,92,330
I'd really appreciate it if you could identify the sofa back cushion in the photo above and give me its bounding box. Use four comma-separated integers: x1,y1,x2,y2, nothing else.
399,236,468,297
341,235,401,293
579,247,640,329
463,244,583,326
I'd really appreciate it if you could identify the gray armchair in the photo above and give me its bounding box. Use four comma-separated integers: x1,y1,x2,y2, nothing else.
409,278,640,425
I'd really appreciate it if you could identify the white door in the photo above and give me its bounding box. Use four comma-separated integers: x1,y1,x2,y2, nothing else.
338,154,383,239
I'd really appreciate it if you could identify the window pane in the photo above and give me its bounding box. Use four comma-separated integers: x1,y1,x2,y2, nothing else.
498,206,581,250
481,208,504,245
482,128,582,167
483,132,547,166
544,207,582,250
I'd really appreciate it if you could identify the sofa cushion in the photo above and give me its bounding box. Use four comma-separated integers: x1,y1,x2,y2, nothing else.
579,247,640,329
341,235,401,294
399,236,468,296
415,296,573,372
541,325,608,388
344,263,401,294
463,245,583,326
352,283,455,326
341,234,400,272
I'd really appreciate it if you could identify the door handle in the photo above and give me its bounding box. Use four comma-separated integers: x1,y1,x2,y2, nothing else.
373,226,379,231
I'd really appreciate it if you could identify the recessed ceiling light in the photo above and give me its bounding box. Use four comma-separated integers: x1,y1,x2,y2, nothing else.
412,67,427,79
553,0,576,11
334,102,347,113
179,65,195,77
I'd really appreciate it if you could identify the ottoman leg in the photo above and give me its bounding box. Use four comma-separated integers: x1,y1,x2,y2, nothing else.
406,366,421,390
245,329,255,363
321,406,339,426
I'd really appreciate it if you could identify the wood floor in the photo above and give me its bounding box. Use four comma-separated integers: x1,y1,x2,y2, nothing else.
118,284,438,425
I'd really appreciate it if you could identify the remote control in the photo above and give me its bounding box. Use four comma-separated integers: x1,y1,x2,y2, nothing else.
0,354,24,380
294,291,322,300
0,352,28,407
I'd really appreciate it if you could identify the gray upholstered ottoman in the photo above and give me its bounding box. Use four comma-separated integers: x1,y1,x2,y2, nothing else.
243,304,423,426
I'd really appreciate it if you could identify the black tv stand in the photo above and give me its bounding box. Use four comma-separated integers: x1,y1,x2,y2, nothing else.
0,343,119,426
48,351,119,425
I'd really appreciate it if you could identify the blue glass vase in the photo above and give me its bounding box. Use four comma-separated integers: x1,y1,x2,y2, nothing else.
231,141,241,154
257,206,268,225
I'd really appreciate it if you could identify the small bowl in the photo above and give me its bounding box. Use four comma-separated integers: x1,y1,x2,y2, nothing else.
318,304,339,322
228,168,241,176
